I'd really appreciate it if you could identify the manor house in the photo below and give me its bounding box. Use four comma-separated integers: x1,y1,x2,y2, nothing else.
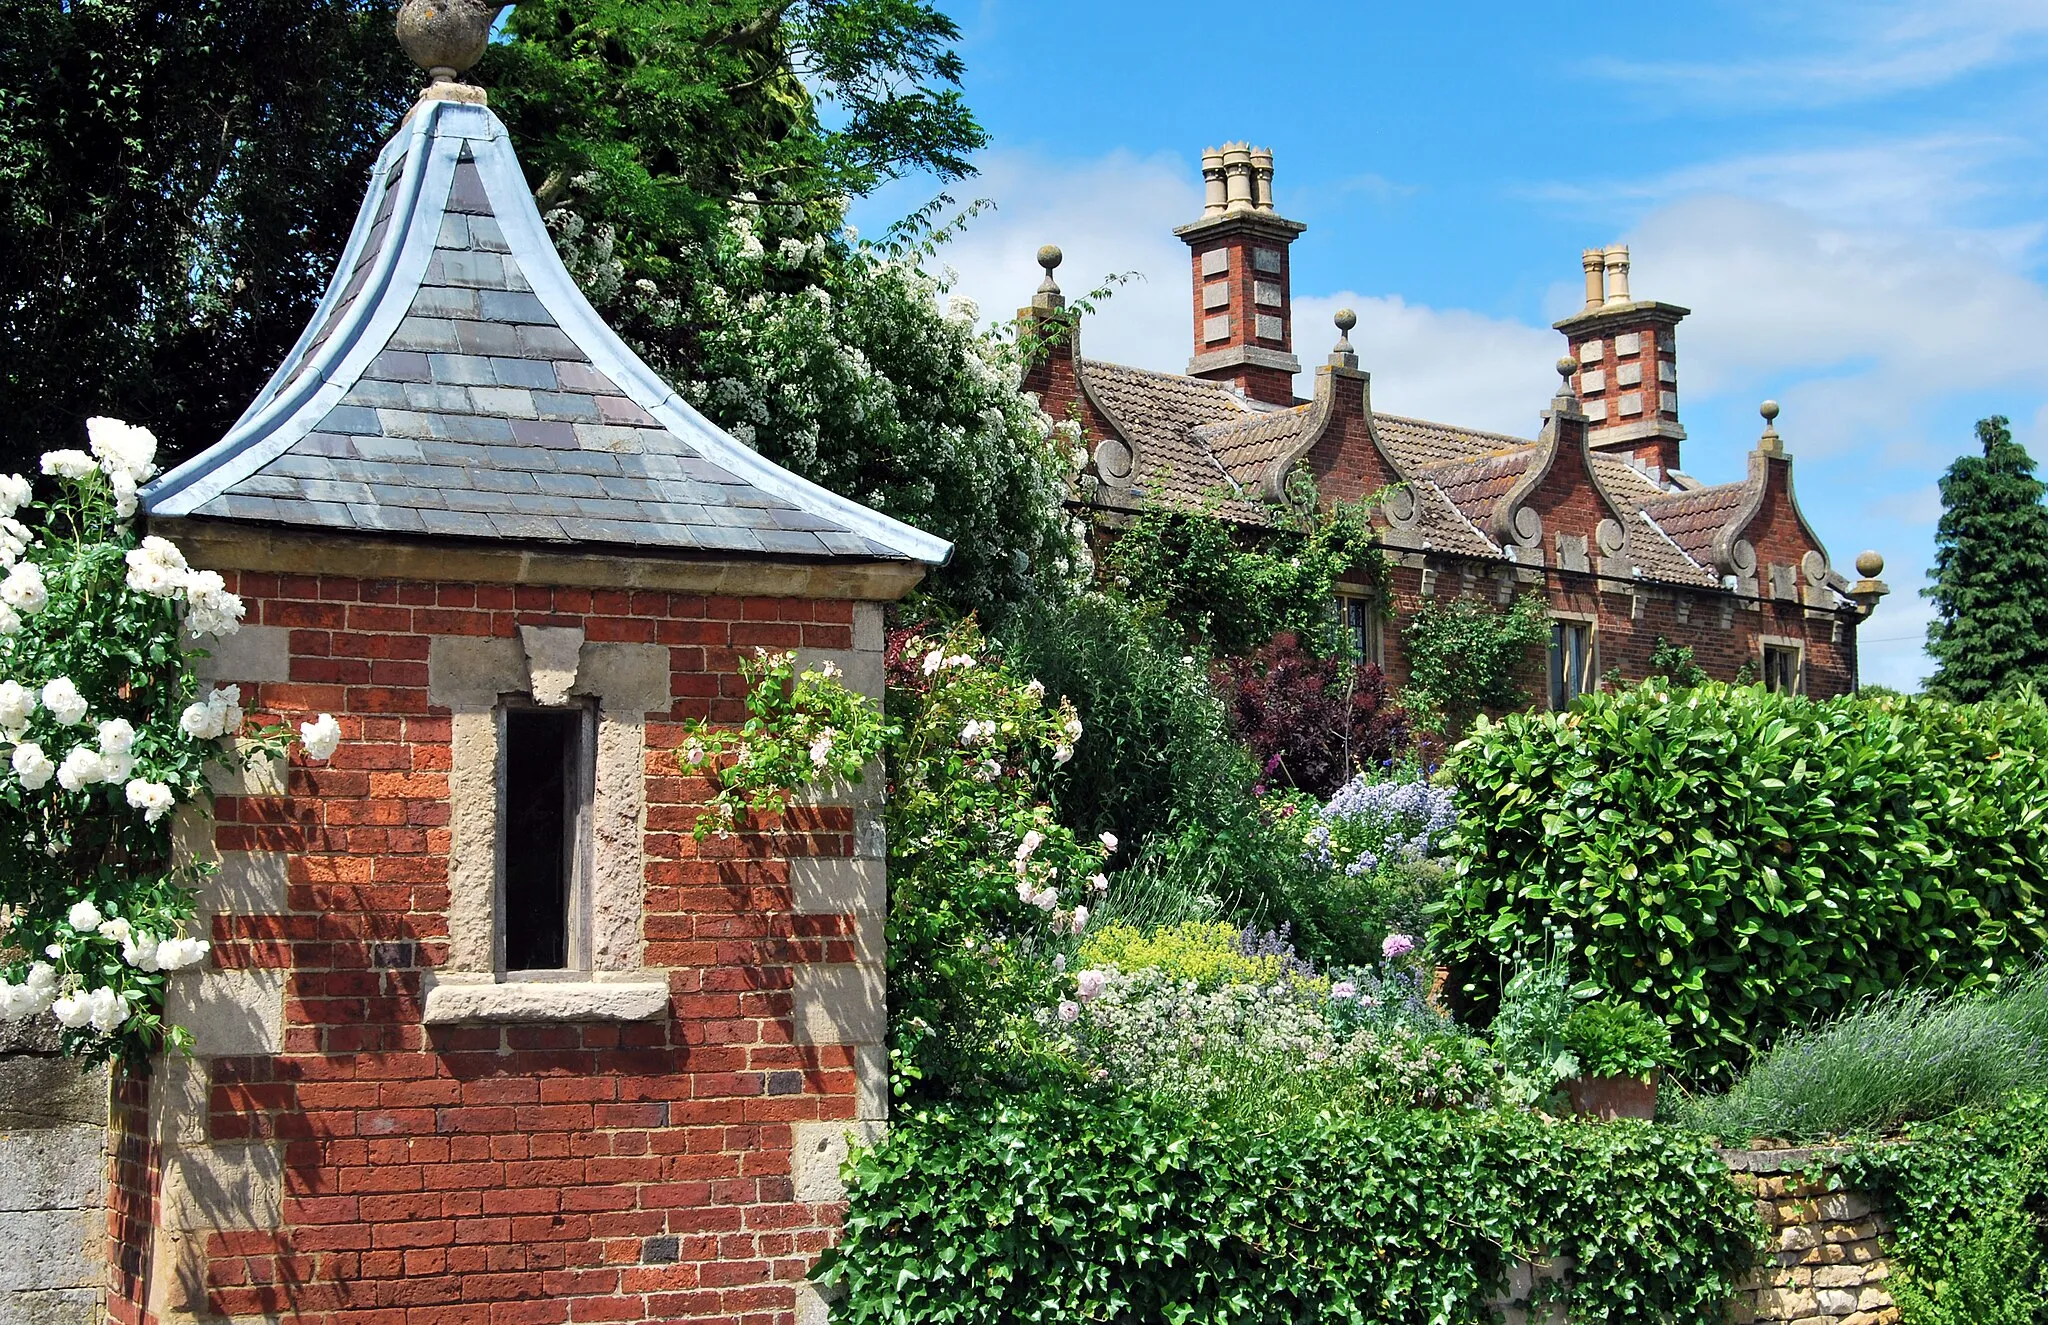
1020,144,1889,702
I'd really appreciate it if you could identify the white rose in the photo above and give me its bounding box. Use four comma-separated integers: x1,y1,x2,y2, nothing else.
51,993,92,1030
0,474,30,518
96,718,136,757
85,986,128,1033
0,679,35,730
0,604,19,636
155,937,210,971
125,779,176,824
11,742,53,790
40,678,88,726
108,467,138,518
39,450,95,482
182,569,244,638
86,418,158,483
123,536,189,598
122,932,162,972
1,562,47,614
179,701,222,740
97,917,132,944
67,900,102,931
299,714,341,762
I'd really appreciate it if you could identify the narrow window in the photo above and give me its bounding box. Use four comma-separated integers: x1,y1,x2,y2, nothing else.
1763,644,1802,695
1549,621,1592,710
502,705,593,972
1338,594,1385,668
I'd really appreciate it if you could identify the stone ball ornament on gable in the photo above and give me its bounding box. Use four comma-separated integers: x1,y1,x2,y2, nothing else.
396,0,511,83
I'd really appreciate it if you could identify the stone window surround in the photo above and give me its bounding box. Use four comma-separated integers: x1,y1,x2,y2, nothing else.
1760,634,1806,695
1547,610,1599,711
420,626,674,1025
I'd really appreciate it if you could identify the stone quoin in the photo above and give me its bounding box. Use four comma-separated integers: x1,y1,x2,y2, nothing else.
1021,147,1887,703
99,5,951,1322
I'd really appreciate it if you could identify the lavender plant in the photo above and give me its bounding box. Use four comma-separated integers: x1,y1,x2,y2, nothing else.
0,420,337,1064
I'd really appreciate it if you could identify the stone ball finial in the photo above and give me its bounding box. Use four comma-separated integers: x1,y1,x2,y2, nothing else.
397,0,506,83
1761,399,1782,423
1557,356,1579,380
1334,309,1358,334
1856,550,1886,579
1037,245,1063,273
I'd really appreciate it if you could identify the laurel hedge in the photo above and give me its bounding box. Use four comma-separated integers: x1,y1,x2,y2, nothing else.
1434,682,2048,1084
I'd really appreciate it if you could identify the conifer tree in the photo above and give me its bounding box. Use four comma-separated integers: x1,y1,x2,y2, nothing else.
1924,416,2048,700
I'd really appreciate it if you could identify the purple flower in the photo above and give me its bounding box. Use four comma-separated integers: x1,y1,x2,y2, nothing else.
1330,981,1358,1000
1382,933,1416,960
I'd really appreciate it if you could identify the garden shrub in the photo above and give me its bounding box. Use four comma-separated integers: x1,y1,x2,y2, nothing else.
1399,591,1549,736
1212,634,1408,798
816,1087,1760,1324
1838,1093,2048,1325
1076,920,1302,992
1000,590,1254,848
1669,968,2048,1141
1437,681,2048,1083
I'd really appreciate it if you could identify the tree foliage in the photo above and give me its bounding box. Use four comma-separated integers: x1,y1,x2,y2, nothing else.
1924,416,2048,702
0,0,416,471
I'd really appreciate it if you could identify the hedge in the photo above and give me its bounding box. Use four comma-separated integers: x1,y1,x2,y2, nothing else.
1435,683,2048,1083
814,1088,1758,1324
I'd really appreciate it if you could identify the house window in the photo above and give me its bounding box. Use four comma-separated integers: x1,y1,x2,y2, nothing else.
1762,643,1803,695
501,703,595,972
1548,620,1593,710
1338,594,1385,668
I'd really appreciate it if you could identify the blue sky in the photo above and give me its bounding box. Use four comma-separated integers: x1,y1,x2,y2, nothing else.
850,0,2048,690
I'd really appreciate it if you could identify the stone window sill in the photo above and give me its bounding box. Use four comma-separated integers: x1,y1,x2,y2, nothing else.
420,976,669,1025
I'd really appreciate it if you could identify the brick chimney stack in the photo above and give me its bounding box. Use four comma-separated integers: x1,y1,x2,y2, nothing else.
1552,245,1690,480
1175,142,1307,406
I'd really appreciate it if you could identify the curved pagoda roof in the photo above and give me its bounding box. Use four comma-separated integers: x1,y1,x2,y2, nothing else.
144,91,952,568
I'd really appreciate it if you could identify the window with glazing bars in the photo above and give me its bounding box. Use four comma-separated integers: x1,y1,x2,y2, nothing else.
1549,620,1592,710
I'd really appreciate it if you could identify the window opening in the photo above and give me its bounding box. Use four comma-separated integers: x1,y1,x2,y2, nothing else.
502,705,593,972
1549,620,1592,710
1763,644,1802,695
1338,594,1385,668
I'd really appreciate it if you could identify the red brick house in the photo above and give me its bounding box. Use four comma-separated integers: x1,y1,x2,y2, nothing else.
114,34,947,1325
1022,143,1889,704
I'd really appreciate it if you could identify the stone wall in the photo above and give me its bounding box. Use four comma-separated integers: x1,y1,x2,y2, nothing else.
1725,1146,1898,1325
0,1016,110,1325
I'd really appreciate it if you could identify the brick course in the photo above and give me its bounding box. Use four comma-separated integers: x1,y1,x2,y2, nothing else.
119,570,875,1325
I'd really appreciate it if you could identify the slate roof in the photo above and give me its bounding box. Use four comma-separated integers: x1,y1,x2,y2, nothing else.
145,95,951,566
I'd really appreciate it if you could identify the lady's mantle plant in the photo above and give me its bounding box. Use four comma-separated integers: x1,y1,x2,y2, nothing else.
0,420,337,1064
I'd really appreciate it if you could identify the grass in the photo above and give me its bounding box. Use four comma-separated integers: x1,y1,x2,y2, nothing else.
1669,965,2048,1142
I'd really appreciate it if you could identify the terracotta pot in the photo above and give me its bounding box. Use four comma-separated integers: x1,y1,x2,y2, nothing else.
1566,1071,1659,1121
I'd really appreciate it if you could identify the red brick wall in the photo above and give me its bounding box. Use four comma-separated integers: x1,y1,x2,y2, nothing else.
105,1069,159,1325
1301,383,1402,505
136,573,871,1324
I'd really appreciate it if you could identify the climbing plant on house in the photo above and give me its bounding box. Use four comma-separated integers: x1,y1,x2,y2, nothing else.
0,421,337,1065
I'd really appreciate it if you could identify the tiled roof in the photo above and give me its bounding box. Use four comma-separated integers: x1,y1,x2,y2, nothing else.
1193,406,1315,490
145,96,950,566
1077,360,1273,520
1638,482,1751,566
1587,453,1718,587
1415,449,1534,533
1409,483,1502,559
1375,414,1535,471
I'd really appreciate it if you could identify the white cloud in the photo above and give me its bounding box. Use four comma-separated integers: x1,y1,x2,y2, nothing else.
1600,0,2048,106
1290,293,1556,436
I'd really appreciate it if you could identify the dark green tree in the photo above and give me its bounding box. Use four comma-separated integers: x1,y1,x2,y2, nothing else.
0,0,417,470
1924,416,2048,701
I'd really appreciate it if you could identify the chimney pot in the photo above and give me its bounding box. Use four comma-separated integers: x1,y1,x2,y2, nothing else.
1201,148,1227,217
1223,143,1256,213
1581,249,1605,310
1602,244,1632,306
1251,147,1276,212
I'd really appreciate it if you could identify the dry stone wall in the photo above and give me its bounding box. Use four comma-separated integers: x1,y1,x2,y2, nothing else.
0,1017,109,1325
1725,1146,1898,1325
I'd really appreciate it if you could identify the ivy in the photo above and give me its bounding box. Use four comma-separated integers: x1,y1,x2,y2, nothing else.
1837,1094,2048,1325
815,1087,1760,1324
1400,592,1550,736
1101,480,1383,659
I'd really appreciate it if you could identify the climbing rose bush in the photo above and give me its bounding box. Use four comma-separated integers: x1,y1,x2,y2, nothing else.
0,420,336,1063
